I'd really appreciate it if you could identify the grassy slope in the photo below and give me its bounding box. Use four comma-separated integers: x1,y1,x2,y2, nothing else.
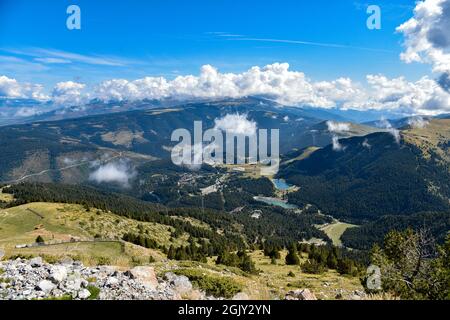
247,250,363,299
0,201,363,299
152,250,364,300
0,202,188,266
318,221,358,247
403,119,450,164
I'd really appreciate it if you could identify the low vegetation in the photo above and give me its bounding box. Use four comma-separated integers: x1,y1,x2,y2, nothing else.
1,176,448,300
173,269,243,299
87,285,101,300
364,229,450,300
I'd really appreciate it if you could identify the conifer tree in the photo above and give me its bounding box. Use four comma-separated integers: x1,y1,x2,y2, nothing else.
285,244,300,265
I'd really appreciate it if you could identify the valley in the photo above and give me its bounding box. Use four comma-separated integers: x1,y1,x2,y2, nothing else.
0,98,449,300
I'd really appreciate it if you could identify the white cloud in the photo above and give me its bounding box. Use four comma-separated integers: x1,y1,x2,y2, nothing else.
362,138,372,149
377,118,401,144
89,160,136,188
343,74,450,115
93,77,171,101
326,121,351,152
7,48,130,67
88,64,450,115
326,121,351,133
62,157,77,165
314,77,363,104
1,66,449,117
52,81,86,106
0,76,22,98
0,55,49,74
397,0,450,74
397,0,450,94
34,57,71,64
0,75,48,100
327,122,349,152
89,63,339,107
14,107,42,117
332,136,345,151
214,113,257,136
407,116,429,128
224,36,392,53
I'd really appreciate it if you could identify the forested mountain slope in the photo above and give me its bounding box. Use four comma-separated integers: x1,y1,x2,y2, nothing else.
278,119,450,223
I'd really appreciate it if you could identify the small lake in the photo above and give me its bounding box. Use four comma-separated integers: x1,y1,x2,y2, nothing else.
272,179,293,191
253,196,298,209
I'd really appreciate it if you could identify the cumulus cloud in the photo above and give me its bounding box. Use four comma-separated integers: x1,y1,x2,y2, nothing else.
0,75,48,100
214,113,257,136
397,0,450,91
86,64,450,115
326,121,351,133
314,77,363,105
89,160,136,188
0,66,357,107
0,76,21,98
93,77,170,102
90,63,326,106
437,72,450,91
52,81,86,106
90,64,367,109
397,0,450,71
345,74,450,115
1,66,449,117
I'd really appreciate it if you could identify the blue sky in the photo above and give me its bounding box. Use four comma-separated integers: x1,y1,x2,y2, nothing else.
0,0,430,87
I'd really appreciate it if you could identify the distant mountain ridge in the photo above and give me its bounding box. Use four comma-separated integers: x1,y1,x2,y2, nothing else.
0,95,411,127
0,97,326,183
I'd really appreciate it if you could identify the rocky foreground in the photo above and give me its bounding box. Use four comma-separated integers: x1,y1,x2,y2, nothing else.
0,257,367,300
0,258,219,300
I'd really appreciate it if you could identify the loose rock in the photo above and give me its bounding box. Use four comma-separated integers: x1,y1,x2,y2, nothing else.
0,258,214,300
285,289,317,300
37,280,55,293
78,289,91,299
126,266,158,290
50,266,67,283
165,272,192,295
30,257,43,268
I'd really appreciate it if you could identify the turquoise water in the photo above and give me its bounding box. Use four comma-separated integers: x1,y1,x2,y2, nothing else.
253,196,298,209
272,179,293,191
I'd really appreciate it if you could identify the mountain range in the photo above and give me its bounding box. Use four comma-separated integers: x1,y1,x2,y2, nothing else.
0,97,449,249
